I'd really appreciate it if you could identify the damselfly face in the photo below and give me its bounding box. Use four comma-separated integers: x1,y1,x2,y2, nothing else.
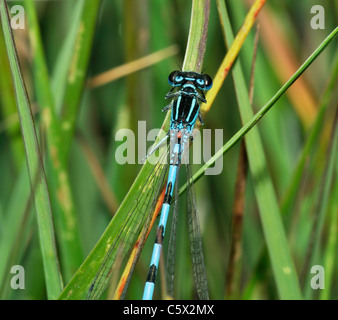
168,70,213,91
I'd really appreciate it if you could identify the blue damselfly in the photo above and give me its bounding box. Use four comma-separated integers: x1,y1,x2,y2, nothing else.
87,70,212,300
143,70,212,300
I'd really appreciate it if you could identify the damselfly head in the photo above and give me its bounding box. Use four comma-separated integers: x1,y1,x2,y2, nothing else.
168,70,213,91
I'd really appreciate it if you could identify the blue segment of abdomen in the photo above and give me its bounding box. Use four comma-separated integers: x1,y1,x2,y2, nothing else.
160,164,178,232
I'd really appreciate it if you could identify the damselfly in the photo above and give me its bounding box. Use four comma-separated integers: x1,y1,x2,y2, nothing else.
143,70,212,300
87,70,212,300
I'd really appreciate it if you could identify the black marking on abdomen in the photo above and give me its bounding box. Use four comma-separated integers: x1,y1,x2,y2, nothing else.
163,182,172,204
155,225,164,244
146,264,157,283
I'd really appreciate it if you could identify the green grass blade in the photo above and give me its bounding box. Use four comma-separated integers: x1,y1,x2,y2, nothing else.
0,0,62,299
49,0,100,166
58,0,100,164
58,0,211,300
183,0,211,71
0,24,23,168
281,53,338,222
24,0,84,282
58,159,165,299
50,0,85,114
0,165,31,298
220,2,302,299
320,158,338,300
303,110,338,298
180,26,338,192
0,24,30,298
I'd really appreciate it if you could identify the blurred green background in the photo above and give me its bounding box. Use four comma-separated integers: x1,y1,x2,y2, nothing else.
0,0,337,299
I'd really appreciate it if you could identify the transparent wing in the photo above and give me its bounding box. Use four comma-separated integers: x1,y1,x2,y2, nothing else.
186,162,209,300
86,144,170,300
165,165,181,297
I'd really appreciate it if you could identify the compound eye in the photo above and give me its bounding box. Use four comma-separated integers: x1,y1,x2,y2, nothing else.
196,78,205,87
168,70,181,86
202,74,213,90
175,75,184,82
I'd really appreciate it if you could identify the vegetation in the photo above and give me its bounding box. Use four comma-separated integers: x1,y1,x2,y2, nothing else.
0,0,337,300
